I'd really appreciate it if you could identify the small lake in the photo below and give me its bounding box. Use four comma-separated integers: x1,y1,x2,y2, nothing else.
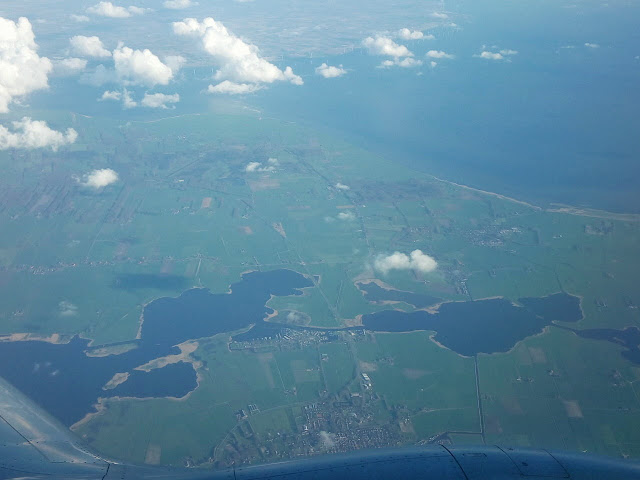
361,293,583,357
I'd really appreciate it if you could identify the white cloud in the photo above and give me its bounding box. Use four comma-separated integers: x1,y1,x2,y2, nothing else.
335,182,350,190
164,0,197,8
100,90,121,101
86,2,146,18
374,250,437,275
173,17,303,90
80,168,119,188
315,63,346,78
475,51,504,60
398,28,432,40
245,159,278,172
207,81,263,94
363,36,412,58
113,43,175,87
380,57,422,68
58,301,78,317
70,35,111,58
0,117,77,151
500,49,518,56
426,50,454,59
431,12,449,19
122,88,137,108
164,55,186,73
430,61,437,68
54,57,87,76
585,42,600,48
245,161,261,172
70,14,90,22
337,211,355,221
141,92,180,108
0,17,52,113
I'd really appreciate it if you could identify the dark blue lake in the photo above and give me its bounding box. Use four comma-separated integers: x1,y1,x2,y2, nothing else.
361,293,583,357
0,269,312,426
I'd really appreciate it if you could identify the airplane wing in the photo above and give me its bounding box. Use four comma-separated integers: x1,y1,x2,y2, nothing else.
1,375,639,480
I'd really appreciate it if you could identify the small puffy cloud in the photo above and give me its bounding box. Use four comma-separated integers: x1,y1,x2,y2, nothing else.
245,161,261,172
335,182,350,190
429,61,437,68
70,14,90,22
58,301,78,317
380,58,422,68
121,88,137,108
475,51,504,60
80,168,119,188
140,92,180,108
431,12,449,19
54,57,87,76
113,43,175,87
100,90,121,101
374,249,437,275
500,49,518,56
0,17,52,113
337,211,355,221
315,63,346,78
426,50,454,59
70,35,111,58
86,2,146,18
584,42,600,48
173,17,303,90
207,80,263,95
398,28,432,40
164,0,197,8
245,160,276,172
363,36,412,58
0,118,77,151
164,55,186,73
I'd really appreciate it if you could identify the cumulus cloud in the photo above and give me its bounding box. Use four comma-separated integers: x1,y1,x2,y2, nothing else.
54,57,87,76
363,36,412,58
113,43,175,87
70,35,111,57
337,211,355,221
335,182,350,190
99,90,121,101
244,158,278,172
164,0,197,8
584,42,600,48
173,17,303,92
207,80,263,94
374,250,437,275
86,2,146,18
500,49,518,56
431,12,449,19
58,301,78,317
398,28,433,40
80,168,119,188
140,92,180,108
475,51,504,60
0,117,77,151
426,50,454,59
380,57,422,68
70,14,90,22
315,63,346,78
121,88,137,108
0,17,52,113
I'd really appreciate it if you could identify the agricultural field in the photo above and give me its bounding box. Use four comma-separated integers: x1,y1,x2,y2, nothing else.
2,108,640,467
